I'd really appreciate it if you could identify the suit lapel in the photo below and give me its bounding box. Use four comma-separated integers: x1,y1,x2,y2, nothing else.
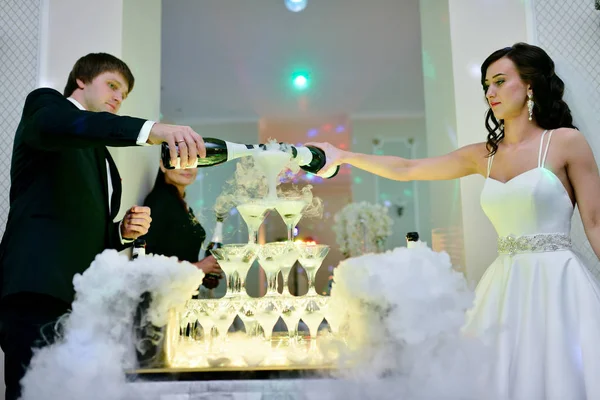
104,148,122,220
93,147,110,216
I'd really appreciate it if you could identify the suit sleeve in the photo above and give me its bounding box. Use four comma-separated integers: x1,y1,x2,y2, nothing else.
108,221,129,251
21,88,147,150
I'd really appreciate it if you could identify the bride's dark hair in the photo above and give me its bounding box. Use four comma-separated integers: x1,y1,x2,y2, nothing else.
481,42,576,156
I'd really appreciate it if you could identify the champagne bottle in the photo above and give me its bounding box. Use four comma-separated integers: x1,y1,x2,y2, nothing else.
201,216,224,290
162,138,339,178
131,238,165,368
161,138,262,169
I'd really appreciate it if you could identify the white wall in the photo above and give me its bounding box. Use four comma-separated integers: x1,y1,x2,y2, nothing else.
446,0,531,283
38,0,124,90
532,0,600,280
419,0,465,269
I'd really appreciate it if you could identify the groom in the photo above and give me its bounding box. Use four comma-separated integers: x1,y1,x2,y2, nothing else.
0,52,206,400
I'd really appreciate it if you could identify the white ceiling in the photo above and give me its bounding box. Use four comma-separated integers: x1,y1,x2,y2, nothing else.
160,0,425,124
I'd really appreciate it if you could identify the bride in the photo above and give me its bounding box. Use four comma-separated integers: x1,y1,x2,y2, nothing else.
307,42,600,399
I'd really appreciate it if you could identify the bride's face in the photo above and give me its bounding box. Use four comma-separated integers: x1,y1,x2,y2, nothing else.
483,57,531,121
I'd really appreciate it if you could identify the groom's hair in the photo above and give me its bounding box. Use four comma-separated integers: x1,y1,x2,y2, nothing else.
63,53,135,97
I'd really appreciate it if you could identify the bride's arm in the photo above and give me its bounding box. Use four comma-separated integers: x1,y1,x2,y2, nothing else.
305,141,487,181
565,129,600,260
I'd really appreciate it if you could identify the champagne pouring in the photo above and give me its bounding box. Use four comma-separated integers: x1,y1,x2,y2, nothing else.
161,138,341,179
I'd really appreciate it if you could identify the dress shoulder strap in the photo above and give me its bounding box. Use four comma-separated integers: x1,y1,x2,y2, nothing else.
537,130,554,168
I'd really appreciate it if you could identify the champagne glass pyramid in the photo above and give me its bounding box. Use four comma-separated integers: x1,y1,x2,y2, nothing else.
211,244,257,297
236,200,273,244
296,243,330,296
275,197,309,241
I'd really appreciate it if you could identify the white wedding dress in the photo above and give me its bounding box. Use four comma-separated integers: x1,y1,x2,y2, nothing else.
463,130,600,399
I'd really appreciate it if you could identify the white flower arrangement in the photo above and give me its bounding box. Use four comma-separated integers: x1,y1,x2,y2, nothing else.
332,201,393,258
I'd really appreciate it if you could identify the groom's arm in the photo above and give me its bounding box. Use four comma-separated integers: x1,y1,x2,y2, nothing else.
21,88,146,150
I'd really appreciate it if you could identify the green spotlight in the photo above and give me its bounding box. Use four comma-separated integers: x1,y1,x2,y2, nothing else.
292,72,310,90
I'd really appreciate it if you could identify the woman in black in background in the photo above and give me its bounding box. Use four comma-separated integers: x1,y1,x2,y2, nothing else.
143,161,222,279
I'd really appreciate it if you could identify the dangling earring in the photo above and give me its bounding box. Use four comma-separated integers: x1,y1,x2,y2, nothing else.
527,93,534,121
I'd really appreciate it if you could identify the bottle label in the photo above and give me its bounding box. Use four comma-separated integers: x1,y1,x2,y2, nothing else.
132,248,146,259
171,156,199,170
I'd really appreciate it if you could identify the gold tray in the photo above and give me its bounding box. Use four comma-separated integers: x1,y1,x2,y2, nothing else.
132,364,337,374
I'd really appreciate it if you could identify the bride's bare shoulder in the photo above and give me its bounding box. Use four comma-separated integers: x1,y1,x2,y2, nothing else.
553,128,587,147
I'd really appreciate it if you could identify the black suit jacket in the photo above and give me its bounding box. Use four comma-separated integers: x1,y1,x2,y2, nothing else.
0,88,148,304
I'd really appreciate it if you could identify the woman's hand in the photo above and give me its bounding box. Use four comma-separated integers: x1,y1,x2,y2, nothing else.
304,142,345,176
193,255,223,275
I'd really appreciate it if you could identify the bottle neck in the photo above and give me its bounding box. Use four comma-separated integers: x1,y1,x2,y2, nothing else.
225,141,262,162
211,220,224,243
293,145,340,179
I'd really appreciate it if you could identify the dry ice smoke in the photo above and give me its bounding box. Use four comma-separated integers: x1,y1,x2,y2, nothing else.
213,138,320,217
278,184,324,219
214,156,269,216
318,246,494,400
19,250,204,400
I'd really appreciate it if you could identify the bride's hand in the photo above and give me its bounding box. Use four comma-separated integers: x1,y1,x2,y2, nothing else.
305,142,345,176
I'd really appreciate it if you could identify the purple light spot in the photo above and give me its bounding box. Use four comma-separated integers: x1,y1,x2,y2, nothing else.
307,129,318,137
336,125,345,133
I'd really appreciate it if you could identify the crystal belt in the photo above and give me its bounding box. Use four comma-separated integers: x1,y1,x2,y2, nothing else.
497,233,571,255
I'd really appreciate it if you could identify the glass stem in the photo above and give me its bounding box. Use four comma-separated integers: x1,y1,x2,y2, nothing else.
307,268,317,296
249,229,258,244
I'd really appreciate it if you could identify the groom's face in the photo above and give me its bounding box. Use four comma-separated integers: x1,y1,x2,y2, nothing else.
77,71,129,114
